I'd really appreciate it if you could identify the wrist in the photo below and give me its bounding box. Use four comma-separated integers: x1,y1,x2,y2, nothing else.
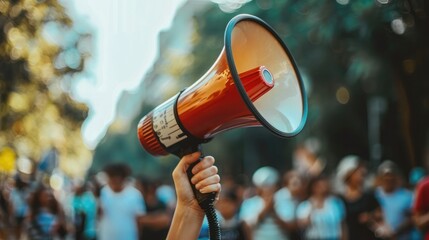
175,203,205,220
167,204,205,240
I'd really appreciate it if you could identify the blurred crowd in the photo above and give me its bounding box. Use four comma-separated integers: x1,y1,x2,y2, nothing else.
0,154,428,240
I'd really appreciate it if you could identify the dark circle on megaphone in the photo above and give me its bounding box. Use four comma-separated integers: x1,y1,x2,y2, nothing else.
224,14,308,138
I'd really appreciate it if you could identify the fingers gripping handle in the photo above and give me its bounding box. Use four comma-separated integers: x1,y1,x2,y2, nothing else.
186,157,217,209
180,147,221,239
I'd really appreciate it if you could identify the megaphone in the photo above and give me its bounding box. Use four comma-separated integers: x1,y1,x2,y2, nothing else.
137,14,307,239
138,15,307,157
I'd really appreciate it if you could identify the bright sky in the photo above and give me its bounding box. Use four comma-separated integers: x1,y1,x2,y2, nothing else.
68,0,186,148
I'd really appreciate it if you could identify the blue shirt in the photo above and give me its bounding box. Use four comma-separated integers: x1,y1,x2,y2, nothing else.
36,209,57,235
375,187,413,240
73,191,97,238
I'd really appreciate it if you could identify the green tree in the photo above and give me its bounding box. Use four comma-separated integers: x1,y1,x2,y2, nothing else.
0,0,92,177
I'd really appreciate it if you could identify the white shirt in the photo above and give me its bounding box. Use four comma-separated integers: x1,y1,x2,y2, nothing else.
297,196,345,239
99,185,146,240
240,191,295,240
275,187,299,221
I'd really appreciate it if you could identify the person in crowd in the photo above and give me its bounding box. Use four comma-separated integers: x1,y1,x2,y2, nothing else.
89,175,104,200
27,185,67,240
240,166,295,240
166,152,221,240
413,174,429,240
72,181,97,240
337,155,391,240
137,178,171,240
297,175,346,240
375,160,415,240
275,170,307,240
156,183,177,211
217,186,251,240
8,175,30,239
293,139,325,177
98,163,145,240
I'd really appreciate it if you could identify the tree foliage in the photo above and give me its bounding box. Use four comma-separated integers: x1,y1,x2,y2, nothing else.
0,0,92,177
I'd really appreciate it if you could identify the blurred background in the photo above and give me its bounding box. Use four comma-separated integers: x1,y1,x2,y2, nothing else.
89,0,429,179
0,0,428,239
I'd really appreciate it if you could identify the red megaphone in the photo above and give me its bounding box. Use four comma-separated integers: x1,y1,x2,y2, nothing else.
138,15,307,157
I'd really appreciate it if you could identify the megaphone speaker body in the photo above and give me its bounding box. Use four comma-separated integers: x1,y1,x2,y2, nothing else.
138,14,308,157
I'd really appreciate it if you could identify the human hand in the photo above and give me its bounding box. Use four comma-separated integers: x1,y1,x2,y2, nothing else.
172,152,221,213
374,224,394,239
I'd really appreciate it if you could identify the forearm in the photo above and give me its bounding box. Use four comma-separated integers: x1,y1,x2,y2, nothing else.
341,221,348,240
242,222,253,240
414,212,429,231
167,205,205,240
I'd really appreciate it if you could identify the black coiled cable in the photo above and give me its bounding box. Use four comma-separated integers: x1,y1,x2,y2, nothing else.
204,204,221,240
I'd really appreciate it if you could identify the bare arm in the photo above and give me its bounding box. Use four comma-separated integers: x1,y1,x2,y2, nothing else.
414,212,429,232
167,205,205,240
166,152,221,240
413,181,429,232
242,221,253,240
340,221,348,240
